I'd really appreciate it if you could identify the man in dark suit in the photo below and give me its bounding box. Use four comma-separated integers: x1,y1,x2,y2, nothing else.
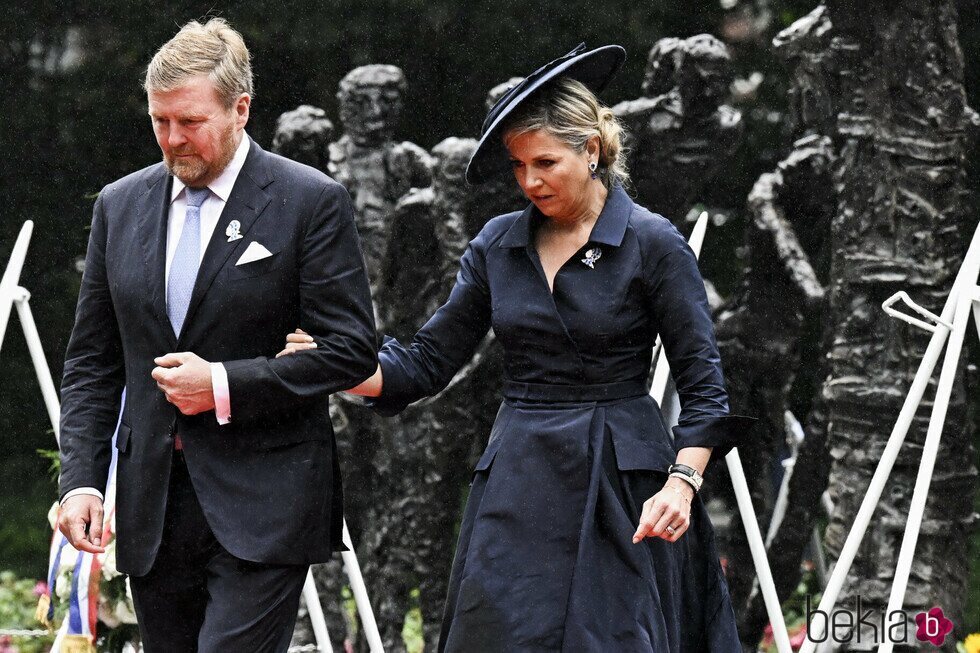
56,18,377,651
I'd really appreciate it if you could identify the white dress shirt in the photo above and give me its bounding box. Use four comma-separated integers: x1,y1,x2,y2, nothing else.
62,134,250,505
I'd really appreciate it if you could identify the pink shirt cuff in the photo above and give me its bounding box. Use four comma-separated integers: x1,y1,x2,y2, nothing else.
211,362,231,425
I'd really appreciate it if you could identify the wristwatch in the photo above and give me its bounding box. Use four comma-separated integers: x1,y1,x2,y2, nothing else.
668,463,704,492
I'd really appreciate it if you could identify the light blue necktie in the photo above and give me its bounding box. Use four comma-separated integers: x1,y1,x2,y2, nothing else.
167,186,210,337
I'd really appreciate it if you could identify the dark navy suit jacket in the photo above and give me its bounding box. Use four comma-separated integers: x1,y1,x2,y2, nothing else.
59,138,377,576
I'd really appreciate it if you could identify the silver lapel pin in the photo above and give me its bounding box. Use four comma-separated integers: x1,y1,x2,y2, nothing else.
581,246,602,269
226,220,243,242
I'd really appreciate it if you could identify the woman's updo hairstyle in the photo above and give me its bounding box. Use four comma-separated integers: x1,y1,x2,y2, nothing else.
501,77,629,189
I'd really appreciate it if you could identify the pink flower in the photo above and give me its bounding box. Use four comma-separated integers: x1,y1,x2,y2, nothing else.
790,624,808,649
761,623,774,646
33,581,48,596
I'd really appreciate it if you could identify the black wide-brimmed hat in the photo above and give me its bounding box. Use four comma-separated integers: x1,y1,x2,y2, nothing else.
465,43,627,185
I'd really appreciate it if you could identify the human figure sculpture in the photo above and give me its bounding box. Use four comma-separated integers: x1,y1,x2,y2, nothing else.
356,82,526,649
710,11,837,639
328,64,433,294
362,137,506,648
712,135,834,623
301,65,433,653
270,104,335,170
314,78,524,653
613,34,742,223
381,138,477,333
799,0,977,644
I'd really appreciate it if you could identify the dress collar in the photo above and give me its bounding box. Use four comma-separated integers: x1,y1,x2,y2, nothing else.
498,183,632,249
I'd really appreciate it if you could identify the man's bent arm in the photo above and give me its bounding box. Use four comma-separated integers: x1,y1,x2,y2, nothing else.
59,191,125,500
221,182,377,423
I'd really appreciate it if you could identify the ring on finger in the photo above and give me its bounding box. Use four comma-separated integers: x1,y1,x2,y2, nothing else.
666,525,676,536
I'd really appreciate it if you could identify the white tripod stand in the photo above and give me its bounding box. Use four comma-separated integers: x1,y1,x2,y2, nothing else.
800,219,980,651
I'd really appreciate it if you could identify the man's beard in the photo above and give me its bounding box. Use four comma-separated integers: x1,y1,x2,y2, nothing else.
164,125,239,186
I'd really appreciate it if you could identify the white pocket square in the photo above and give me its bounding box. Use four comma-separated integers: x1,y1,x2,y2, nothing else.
235,241,274,266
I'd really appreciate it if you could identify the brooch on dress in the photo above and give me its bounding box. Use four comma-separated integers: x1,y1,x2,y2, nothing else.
581,247,602,269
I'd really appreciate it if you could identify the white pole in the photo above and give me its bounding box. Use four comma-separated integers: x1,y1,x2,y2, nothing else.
878,284,979,653
13,288,61,443
688,211,709,256
340,521,384,652
303,570,333,652
726,448,793,653
766,457,795,548
765,411,805,547
800,220,980,651
0,221,34,351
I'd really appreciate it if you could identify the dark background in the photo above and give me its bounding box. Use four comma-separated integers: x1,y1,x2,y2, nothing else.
2,0,978,613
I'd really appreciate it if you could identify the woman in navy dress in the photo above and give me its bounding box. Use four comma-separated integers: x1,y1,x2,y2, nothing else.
282,45,752,652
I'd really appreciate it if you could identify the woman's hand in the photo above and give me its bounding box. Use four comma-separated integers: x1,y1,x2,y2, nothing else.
632,477,694,544
276,327,383,396
276,328,316,358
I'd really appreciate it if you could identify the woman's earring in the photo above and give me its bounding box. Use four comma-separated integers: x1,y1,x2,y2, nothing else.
589,161,598,179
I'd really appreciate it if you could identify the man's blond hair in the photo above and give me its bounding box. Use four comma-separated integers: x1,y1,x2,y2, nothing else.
144,18,253,107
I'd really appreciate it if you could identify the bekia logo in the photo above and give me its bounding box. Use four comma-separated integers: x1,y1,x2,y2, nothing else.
806,596,955,646
914,607,953,646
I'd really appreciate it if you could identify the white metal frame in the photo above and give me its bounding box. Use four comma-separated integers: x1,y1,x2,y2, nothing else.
800,219,980,651
1,222,61,442
2,221,385,653
656,215,980,652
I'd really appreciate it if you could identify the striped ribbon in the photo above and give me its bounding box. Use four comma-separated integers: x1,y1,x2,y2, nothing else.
46,390,125,652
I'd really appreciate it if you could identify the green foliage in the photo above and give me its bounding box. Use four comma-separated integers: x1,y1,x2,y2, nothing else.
780,563,820,627
36,449,60,482
401,587,424,653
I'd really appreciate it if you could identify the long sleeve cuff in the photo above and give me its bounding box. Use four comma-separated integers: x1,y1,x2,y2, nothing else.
364,335,420,417
61,487,104,505
672,414,757,468
211,362,231,425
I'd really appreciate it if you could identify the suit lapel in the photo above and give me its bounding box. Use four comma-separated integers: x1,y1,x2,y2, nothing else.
176,139,274,347
137,165,177,349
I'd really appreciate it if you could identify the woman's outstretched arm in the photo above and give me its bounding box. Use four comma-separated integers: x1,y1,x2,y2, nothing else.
279,330,383,396
278,218,499,414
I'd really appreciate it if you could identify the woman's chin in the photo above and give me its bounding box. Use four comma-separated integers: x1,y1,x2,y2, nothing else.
531,196,560,215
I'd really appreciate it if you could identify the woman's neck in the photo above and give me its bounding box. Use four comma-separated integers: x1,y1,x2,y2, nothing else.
542,183,608,234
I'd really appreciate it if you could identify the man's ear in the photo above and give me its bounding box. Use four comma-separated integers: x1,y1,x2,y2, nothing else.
235,93,251,129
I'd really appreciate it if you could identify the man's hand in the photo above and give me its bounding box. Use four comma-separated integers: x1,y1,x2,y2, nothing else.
58,495,106,554
152,352,215,415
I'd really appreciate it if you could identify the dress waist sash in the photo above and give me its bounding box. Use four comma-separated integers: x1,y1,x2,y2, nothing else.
501,379,648,402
